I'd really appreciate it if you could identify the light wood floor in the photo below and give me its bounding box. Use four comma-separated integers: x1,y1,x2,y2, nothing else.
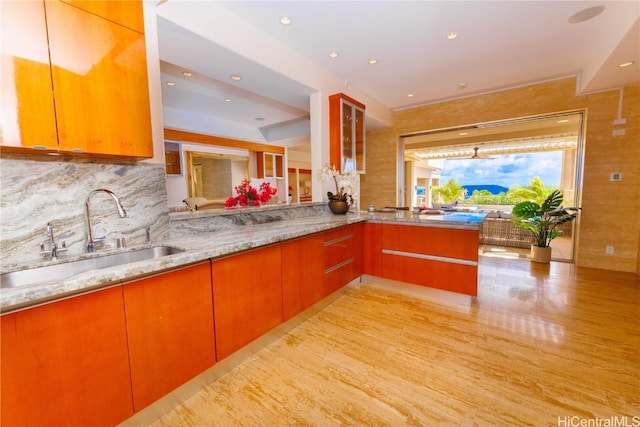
135,257,639,426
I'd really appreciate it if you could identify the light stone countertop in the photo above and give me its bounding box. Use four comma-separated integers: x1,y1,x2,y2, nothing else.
0,209,486,313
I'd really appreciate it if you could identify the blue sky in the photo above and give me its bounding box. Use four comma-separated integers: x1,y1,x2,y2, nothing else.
440,151,562,189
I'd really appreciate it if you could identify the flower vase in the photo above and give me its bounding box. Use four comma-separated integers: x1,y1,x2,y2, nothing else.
328,200,349,215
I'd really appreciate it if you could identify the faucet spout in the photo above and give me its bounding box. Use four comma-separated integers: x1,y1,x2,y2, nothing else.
85,189,127,253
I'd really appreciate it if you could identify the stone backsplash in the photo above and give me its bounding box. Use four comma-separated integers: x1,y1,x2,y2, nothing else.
0,156,170,269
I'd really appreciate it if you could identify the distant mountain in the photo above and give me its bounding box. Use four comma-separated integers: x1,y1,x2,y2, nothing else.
462,185,509,198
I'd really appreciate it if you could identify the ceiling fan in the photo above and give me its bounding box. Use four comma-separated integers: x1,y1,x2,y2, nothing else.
469,147,494,160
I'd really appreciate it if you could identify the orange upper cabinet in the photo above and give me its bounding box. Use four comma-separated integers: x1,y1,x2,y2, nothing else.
60,0,145,34
46,0,152,157
0,0,153,158
0,1,58,151
257,151,284,179
329,93,365,173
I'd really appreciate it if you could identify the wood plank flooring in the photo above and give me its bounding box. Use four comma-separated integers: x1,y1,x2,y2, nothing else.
133,256,639,426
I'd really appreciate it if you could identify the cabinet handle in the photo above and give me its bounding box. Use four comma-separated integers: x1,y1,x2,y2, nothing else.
324,233,353,247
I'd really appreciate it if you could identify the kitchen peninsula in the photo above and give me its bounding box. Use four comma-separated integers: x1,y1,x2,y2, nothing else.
0,204,486,426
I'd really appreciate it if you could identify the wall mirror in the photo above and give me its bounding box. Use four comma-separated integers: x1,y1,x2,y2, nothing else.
185,151,249,208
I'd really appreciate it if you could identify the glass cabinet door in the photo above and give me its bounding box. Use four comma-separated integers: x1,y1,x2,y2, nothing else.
329,93,365,174
355,106,365,172
340,99,365,173
342,102,354,171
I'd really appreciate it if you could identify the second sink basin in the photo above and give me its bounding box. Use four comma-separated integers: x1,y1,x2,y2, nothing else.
1,246,184,289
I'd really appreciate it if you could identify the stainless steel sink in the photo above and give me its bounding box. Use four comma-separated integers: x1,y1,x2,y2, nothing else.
0,246,184,289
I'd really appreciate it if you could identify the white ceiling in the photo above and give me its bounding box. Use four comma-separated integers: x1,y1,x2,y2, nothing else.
155,1,639,145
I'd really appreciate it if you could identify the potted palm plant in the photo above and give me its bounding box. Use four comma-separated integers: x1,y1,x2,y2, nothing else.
510,189,580,263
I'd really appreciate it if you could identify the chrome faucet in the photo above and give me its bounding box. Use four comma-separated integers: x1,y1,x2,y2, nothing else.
40,222,67,260
85,189,127,253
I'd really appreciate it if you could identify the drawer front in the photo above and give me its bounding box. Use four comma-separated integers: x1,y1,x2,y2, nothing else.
324,228,355,270
382,224,479,261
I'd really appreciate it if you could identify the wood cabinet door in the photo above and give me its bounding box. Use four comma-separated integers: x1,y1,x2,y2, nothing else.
61,0,145,34
281,233,325,320
0,0,58,151
45,0,153,157
362,222,383,276
212,244,283,360
0,286,133,426
123,262,216,412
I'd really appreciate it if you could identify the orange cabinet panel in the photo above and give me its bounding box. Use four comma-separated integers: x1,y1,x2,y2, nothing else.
1,286,133,426
46,0,152,157
61,0,145,33
323,225,356,270
0,0,58,151
382,253,478,296
123,262,216,412
323,224,361,295
212,244,283,360
362,222,383,276
382,224,479,261
379,223,480,296
282,234,325,320
351,222,364,279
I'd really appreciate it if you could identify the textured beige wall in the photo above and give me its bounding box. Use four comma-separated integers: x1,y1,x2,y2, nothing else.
362,78,639,273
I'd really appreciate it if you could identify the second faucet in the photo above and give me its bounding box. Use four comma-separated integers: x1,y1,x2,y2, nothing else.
84,189,127,253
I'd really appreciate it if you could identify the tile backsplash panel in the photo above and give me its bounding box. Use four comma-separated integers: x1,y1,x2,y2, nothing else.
0,157,169,269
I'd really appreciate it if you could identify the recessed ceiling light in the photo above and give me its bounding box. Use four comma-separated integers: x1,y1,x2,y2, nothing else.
255,117,265,121
329,51,339,58
280,16,292,25
224,98,232,103
368,58,378,65
182,71,192,77
166,81,175,86
618,61,636,68
446,32,458,40
458,82,467,90
407,93,414,98
230,74,242,81
459,132,469,136
557,119,570,123
568,5,605,23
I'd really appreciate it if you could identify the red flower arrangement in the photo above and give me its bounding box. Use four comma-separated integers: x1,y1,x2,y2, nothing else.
224,179,277,208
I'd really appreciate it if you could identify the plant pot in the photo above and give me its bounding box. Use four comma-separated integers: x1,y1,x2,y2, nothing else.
328,200,349,215
530,245,552,263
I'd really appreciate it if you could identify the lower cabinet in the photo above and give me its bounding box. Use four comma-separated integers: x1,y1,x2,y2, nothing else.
282,224,362,320
0,286,133,426
0,224,367,426
380,224,480,296
362,222,383,276
123,262,216,411
324,224,362,295
281,233,325,321
212,244,283,360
